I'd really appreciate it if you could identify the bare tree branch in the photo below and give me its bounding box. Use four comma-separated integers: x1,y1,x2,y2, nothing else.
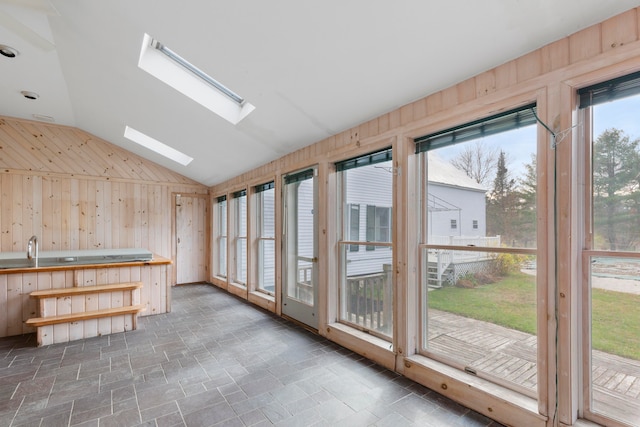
450,141,500,186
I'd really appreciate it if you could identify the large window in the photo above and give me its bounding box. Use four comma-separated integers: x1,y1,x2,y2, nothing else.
337,148,393,339
215,195,227,278
255,182,275,294
579,72,640,427
416,105,538,396
232,189,247,286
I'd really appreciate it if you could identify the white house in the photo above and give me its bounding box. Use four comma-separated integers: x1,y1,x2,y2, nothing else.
343,155,489,277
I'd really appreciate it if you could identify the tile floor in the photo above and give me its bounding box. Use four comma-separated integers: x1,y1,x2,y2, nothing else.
0,284,506,426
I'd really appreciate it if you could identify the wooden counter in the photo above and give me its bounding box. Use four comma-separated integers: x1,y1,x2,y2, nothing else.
0,255,171,275
0,255,172,343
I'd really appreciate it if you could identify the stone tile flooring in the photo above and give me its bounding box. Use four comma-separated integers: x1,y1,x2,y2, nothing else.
0,284,506,426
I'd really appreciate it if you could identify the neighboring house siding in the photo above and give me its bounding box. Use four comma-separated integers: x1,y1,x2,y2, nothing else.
427,183,487,240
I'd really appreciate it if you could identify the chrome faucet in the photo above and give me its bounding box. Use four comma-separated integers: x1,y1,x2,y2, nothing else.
27,235,39,268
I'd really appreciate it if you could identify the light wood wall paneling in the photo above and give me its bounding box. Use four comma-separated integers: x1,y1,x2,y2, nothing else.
601,9,638,53
0,275,6,336
7,275,22,336
0,121,41,171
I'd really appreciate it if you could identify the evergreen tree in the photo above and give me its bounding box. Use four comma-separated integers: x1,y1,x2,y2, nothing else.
593,128,640,250
487,151,518,245
516,154,537,248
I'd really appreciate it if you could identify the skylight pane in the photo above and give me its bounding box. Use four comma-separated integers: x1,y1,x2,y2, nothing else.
138,33,255,125
124,126,193,166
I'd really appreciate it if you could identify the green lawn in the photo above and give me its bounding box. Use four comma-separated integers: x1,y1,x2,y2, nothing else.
427,271,640,360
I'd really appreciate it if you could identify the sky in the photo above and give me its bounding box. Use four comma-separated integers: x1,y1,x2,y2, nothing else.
594,94,640,140
434,92,640,184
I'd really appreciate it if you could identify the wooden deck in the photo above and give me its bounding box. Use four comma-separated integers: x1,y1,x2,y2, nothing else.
427,310,640,424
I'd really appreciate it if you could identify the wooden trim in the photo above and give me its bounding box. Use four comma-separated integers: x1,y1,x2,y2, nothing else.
25,304,146,327
0,255,171,275
29,281,143,298
420,244,537,255
404,355,547,427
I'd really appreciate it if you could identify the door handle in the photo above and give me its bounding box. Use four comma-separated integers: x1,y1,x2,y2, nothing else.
312,257,318,263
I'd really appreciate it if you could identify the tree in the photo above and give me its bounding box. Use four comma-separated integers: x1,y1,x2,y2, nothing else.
593,128,640,250
450,140,500,187
487,151,518,245
515,154,537,248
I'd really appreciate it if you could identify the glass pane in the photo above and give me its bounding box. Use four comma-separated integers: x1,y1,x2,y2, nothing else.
218,236,227,277
589,256,640,425
236,238,247,285
216,199,227,278
421,112,537,394
427,126,537,249
258,239,275,293
259,188,275,238
422,248,538,395
236,194,247,237
592,95,640,252
286,179,314,305
588,91,640,425
340,243,393,338
234,194,247,285
257,187,275,293
339,159,393,338
218,200,227,235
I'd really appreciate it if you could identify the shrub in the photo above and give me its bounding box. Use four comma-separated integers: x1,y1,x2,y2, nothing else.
489,252,526,276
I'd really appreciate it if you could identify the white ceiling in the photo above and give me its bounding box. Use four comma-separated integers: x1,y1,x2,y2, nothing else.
1,0,639,186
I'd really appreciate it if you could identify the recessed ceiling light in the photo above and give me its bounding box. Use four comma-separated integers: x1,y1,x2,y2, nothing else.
124,126,193,166
137,33,255,125
21,91,39,100
0,44,18,58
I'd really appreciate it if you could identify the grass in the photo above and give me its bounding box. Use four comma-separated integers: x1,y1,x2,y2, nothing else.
427,271,640,360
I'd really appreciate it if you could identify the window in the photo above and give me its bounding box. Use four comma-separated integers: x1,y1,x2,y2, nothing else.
232,189,247,286
124,126,193,165
137,33,255,125
366,205,391,251
416,104,538,396
255,182,275,294
336,148,394,339
215,195,227,278
578,71,640,427
348,204,360,252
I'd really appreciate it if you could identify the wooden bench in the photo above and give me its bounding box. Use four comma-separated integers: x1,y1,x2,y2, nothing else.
27,282,146,346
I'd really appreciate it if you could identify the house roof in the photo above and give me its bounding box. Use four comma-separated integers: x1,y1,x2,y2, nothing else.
428,154,487,193
1,1,639,186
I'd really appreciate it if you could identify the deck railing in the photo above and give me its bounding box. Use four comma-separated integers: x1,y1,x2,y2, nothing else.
342,264,392,337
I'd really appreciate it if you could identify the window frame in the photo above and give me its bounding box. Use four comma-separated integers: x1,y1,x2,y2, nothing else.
577,72,640,427
232,189,247,287
255,182,276,295
336,147,395,340
214,195,228,279
416,103,540,399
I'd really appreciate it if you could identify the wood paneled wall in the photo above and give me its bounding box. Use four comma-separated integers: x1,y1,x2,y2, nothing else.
0,116,208,339
0,117,208,256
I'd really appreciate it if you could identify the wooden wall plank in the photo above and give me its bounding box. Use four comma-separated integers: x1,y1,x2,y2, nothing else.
21,272,37,334
569,25,602,64
0,275,7,336
601,9,638,52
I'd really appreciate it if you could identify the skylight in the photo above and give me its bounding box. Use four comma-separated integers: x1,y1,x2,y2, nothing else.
137,33,255,125
124,126,193,166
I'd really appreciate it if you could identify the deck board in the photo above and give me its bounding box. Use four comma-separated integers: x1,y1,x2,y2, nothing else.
427,309,639,420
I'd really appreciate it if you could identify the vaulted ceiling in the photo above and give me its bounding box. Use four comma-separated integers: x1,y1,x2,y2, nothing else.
1,0,639,186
